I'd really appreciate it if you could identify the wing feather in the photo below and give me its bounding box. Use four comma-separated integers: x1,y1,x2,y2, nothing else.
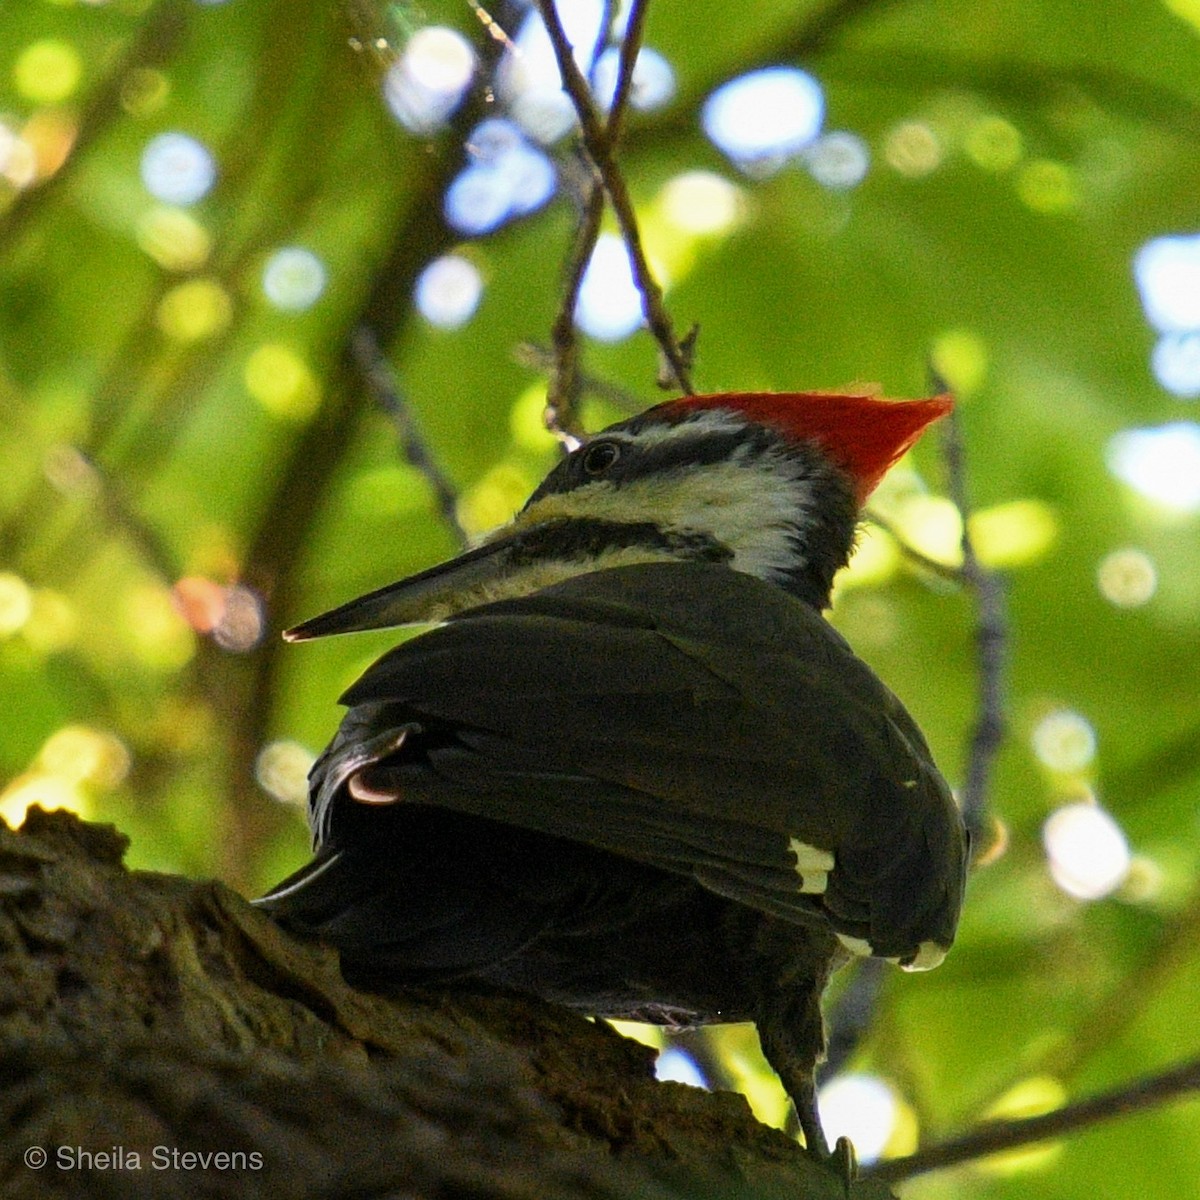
316,561,966,961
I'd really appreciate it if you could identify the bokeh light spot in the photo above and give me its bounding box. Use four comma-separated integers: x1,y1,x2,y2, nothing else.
120,68,170,117
415,254,483,328
805,131,870,190
592,46,675,113
884,121,941,177
0,774,87,828
964,115,1023,172
1096,547,1157,608
22,589,77,654
893,494,963,567
256,740,316,806
654,1047,707,1088
172,576,228,634
171,576,263,651
575,234,644,342
1016,159,1079,214
1151,331,1200,397
16,109,76,183
702,68,824,172
1032,709,1096,774
445,119,556,236
969,499,1059,569
980,1077,1066,1174
141,132,216,205
509,383,559,454
497,3,621,143
0,572,34,636
1106,422,1200,512
38,725,130,789
244,344,321,422
156,278,233,342
136,207,212,272
0,124,36,188
1044,802,1131,900
658,171,744,237
817,1075,901,1165
930,327,989,396
385,25,475,134
14,40,83,105
213,584,265,652
262,247,327,311
1134,233,1200,332
842,524,901,589
458,464,538,536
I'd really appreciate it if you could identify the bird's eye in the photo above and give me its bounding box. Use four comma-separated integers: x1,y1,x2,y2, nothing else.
581,440,622,476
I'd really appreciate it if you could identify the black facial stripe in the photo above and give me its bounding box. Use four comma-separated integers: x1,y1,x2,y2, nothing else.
527,423,785,503
508,519,731,566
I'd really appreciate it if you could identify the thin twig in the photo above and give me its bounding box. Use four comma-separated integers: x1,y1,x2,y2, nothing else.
545,170,605,444
861,509,964,584
940,401,1006,848
587,0,619,83
43,446,181,584
605,0,649,146
350,325,467,548
515,343,647,414
534,0,694,395
866,1054,1200,1183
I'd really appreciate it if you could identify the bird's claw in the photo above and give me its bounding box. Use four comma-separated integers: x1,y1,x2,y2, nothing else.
829,1135,858,1193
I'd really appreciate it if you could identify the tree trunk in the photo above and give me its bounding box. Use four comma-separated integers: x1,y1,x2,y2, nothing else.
0,808,895,1200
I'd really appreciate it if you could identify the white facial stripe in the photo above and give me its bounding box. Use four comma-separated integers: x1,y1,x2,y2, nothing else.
514,456,813,584
604,409,746,448
402,544,684,626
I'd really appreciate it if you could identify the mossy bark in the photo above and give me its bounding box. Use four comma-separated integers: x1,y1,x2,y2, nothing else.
0,808,896,1200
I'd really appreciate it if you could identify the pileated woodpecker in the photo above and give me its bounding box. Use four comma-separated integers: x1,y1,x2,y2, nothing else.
257,390,968,1159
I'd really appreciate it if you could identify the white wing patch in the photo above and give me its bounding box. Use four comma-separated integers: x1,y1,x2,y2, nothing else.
899,941,947,972
789,837,834,894
837,933,949,971
836,933,874,958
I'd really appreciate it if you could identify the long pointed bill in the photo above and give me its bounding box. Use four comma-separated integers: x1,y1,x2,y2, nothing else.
284,536,521,641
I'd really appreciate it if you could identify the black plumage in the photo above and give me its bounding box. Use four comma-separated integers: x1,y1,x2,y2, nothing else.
260,562,966,1155
259,392,968,1158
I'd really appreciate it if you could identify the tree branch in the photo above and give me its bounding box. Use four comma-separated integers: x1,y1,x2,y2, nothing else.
535,0,695,396
0,806,898,1200
545,168,605,444
867,1054,1200,1183
940,402,1007,850
350,325,467,546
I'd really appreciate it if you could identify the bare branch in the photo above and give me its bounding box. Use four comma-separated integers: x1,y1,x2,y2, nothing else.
587,0,619,83
605,0,650,146
350,325,467,548
868,1054,1200,1183
534,0,695,395
515,343,647,414
43,446,180,583
939,402,1006,848
545,170,605,444
861,509,964,584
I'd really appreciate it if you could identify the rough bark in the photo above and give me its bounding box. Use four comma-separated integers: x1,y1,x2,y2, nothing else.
0,808,896,1200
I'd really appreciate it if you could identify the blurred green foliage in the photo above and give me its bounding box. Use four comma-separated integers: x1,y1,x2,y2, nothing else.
2,0,1199,1195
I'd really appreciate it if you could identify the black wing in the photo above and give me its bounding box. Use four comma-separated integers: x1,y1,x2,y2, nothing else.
303,561,966,965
